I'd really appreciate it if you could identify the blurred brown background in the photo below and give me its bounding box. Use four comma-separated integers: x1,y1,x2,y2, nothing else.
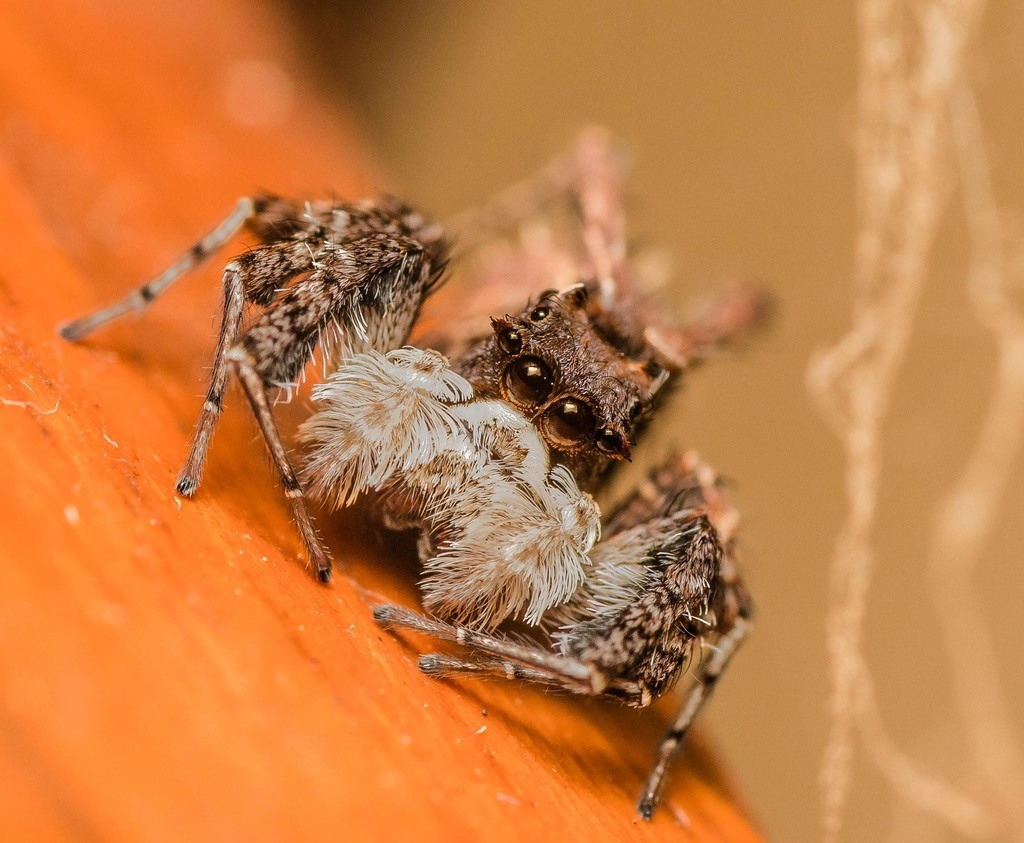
282,2,1024,841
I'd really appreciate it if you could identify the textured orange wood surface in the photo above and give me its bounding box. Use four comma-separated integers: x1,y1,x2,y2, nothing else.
0,2,762,840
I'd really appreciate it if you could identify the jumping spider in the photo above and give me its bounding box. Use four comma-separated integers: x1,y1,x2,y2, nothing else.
60,131,765,820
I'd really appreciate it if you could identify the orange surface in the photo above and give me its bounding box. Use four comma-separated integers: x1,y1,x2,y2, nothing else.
0,2,762,840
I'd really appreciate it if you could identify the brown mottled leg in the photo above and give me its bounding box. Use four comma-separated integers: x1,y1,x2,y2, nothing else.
176,241,321,496
418,653,591,692
216,234,437,582
622,451,751,820
603,451,740,542
373,605,600,689
415,652,652,706
636,603,752,820
59,198,255,341
60,195,447,585
175,263,246,497
229,347,332,582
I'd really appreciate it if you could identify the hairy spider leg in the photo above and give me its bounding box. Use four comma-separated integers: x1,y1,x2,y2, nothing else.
373,604,599,689
650,284,775,372
228,346,332,581
416,653,594,693
414,651,652,706
62,196,448,582
219,235,437,582
59,197,256,341
442,127,610,255
176,240,325,496
373,508,737,813
637,604,751,820
447,128,625,275
632,452,752,818
177,261,245,497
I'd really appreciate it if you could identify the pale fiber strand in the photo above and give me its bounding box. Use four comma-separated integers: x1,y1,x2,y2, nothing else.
852,77,1024,837
854,657,996,838
925,78,1024,837
807,1,991,840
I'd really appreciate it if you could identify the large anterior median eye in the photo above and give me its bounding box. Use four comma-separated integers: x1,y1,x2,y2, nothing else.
543,398,597,447
503,357,553,407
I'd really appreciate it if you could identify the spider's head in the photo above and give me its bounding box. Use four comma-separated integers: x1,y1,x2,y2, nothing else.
465,283,668,488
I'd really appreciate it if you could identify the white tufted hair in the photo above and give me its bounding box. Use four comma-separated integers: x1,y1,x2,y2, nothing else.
299,347,600,630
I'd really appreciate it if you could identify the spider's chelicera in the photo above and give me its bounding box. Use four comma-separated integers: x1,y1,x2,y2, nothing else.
60,132,766,820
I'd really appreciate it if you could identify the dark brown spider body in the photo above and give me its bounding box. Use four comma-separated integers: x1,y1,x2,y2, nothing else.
59,131,765,821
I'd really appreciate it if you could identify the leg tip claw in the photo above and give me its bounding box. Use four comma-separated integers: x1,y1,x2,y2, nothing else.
58,321,86,342
419,654,442,675
175,477,198,497
372,605,398,627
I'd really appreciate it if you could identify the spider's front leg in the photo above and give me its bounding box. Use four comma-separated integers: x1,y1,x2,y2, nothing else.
374,452,752,820
612,454,752,819
60,195,449,582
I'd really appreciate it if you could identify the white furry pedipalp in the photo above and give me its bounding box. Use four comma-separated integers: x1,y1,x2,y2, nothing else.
300,347,473,508
299,347,600,630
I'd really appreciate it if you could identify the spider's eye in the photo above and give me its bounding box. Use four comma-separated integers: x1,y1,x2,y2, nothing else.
544,398,597,447
596,427,625,455
529,304,551,322
629,400,644,421
504,357,553,407
497,327,523,355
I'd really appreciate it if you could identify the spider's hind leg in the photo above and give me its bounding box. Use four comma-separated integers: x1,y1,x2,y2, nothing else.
228,345,333,581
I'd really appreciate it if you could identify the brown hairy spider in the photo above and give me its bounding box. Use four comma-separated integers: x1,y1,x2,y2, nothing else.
59,130,766,820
